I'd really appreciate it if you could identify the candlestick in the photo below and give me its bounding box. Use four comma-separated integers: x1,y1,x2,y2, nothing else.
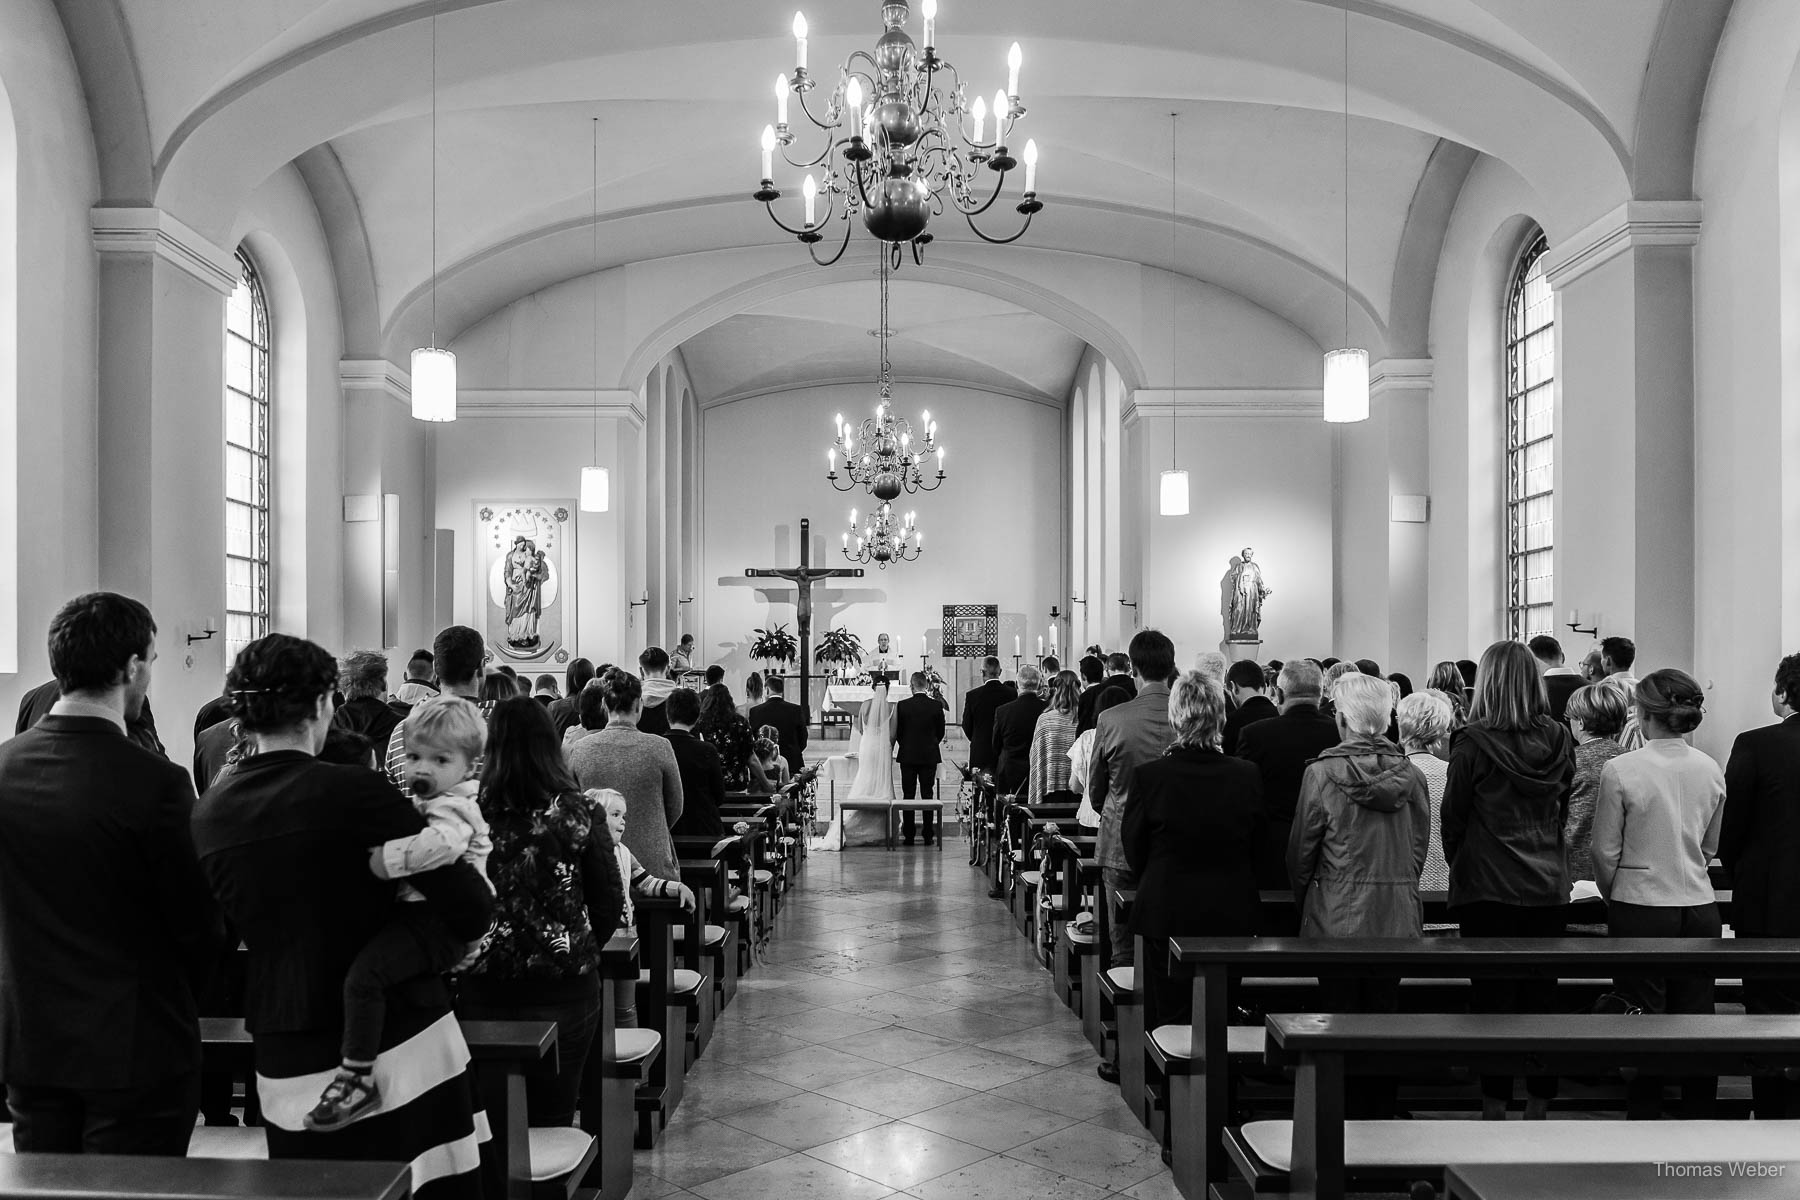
1037,635,1044,657
1014,635,1021,656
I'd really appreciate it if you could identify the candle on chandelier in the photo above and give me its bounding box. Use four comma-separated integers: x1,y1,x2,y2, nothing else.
776,75,790,126
1007,41,1023,97
828,448,836,472
802,173,818,225
1024,139,1039,192
993,90,1009,146
936,446,945,469
793,11,808,70
845,78,863,134
760,124,776,180
970,95,986,144
922,0,936,47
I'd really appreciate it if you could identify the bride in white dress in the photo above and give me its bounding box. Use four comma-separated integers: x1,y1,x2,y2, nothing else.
813,682,897,850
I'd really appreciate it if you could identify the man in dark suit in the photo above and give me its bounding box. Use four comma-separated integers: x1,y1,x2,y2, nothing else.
665,687,727,838
0,592,222,1153
1080,652,1138,733
1235,658,1342,893
15,677,168,759
894,671,947,845
1528,634,1585,721
1073,654,1106,732
992,665,1049,797
747,673,809,778
1722,652,1800,1118
961,655,1013,774
1221,658,1280,754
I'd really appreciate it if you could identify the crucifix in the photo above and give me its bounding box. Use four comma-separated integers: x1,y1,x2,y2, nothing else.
745,517,864,719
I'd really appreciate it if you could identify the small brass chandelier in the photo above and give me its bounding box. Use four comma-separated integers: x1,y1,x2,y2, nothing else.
754,0,1043,268
827,255,945,500
843,503,921,568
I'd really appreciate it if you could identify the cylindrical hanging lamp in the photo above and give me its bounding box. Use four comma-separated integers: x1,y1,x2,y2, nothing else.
410,346,457,422
1323,347,1370,423
580,466,611,513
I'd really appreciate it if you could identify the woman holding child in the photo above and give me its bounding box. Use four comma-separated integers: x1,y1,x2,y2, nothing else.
191,635,494,1200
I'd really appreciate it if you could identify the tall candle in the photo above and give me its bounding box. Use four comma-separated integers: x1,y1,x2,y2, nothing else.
1037,635,1044,657
1050,625,1058,654
1014,635,1021,656
921,635,927,656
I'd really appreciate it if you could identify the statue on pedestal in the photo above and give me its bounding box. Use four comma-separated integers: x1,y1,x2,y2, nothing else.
1225,547,1272,642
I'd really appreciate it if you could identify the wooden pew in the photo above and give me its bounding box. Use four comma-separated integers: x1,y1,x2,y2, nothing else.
592,932,647,1200
630,896,688,1148
1248,1012,1800,1200
674,833,756,962
1443,1160,1800,1200
0,1154,410,1200
1164,936,1800,1196
678,854,740,1008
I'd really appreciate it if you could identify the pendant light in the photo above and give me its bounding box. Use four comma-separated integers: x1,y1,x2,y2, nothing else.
1323,0,1369,423
1159,112,1190,516
411,13,455,421
579,117,610,512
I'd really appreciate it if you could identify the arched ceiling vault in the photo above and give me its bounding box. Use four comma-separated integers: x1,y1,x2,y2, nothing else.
55,0,1731,400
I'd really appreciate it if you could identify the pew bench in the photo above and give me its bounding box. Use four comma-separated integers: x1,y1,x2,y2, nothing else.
0,1153,411,1200
1228,1012,1800,1200
1166,936,1800,1196
1442,1160,1800,1200
837,798,896,850
678,856,741,1009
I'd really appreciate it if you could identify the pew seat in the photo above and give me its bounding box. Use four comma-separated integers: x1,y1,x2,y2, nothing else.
0,1152,409,1200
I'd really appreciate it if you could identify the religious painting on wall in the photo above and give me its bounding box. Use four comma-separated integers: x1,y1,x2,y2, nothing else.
942,604,999,658
475,501,574,666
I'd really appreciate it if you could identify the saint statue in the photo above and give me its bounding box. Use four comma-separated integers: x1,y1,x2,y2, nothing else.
1225,547,1272,642
503,537,550,648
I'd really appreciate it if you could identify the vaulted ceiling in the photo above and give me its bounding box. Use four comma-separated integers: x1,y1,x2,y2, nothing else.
58,0,1732,404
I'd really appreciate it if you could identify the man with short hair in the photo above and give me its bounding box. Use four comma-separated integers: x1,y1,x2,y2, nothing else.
895,671,947,845
1091,629,1178,973
636,646,678,738
333,650,403,752
1041,655,1061,677
1601,635,1644,749
992,665,1049,797
671,634,696,672
1080,652,1137,734
748,673,809,777
384,627,487,782
961,656,1013,774
1235,658,1342,892
1529,634,1584,721
1075,654,1106,726
1579,647,1606,684
1221,658,1279,755
666,688,727,838
0,593,223,1153
392,650,439,707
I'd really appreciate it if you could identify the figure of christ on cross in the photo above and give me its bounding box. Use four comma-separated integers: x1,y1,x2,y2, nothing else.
745,518,865,720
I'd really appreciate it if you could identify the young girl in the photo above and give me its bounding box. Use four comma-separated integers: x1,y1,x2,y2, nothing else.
751,730,789,793
589,788,694,1026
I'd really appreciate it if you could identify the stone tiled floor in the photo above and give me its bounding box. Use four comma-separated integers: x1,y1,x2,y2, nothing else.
633,837,1177,1200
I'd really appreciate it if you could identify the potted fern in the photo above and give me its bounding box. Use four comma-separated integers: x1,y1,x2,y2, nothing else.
814,627,864,679
749,624,799,677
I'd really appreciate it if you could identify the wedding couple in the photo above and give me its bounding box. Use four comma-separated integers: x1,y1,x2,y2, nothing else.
815,672,947,849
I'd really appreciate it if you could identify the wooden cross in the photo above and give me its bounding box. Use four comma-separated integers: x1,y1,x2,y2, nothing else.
745,518,864,718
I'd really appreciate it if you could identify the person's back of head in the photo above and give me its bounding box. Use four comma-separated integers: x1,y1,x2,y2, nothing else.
1041,655,1060,676
704,665,725,687
339,649,388,701
982,655,1002,680
577,678,610,731
406,649,434,681
1600,635,1637,674
1397,690,1454,752
432,625,485,688
765,673,786,698
1634,669,1706,736
564,656,595,697
49,591,157,700
1353,658,1382,678
1017,664,1042,694
910,670,929,693
1467,640,1549,730
1565,682,1628,739
1047,670,1081,715
1167,670,1228,749
1322,661,1360,699
533,674,558,696
480,672,517,705
1775,653,1800,715
1427,661,1464,696
496,665,518,682
481,696,576,809
744,671,765,704
1079,654,1104,685
600,667,643,716
666,686,701,728
320,728,377,770
1333,674,1395,739
1388,672,1413,699
1127,629,1176,685
699,683,735,723
1277,659,1324,705
1320,657,1341,670
1225,659,1265,694
638,645,671,679
1527,634,1564,666
1456,658,1479,690
1194,651,1227,685
1105,651,1131,677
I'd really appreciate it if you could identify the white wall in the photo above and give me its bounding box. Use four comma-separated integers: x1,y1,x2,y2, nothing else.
1692,0,1800,756
0,0,100,713
701,383,1062,705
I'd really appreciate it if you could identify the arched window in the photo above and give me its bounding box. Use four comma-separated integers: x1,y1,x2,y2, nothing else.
1504,230,1553,642
225,250,271,660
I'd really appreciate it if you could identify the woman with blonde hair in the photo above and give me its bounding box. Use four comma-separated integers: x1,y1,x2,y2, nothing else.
1427,661,1470,725
1027,670,1082,806
1397,689,1456,893
1563,683,1630,881
1443,639,1575,1119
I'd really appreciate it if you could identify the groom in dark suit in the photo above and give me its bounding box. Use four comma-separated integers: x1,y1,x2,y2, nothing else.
895,672,947,845
961,656,1012,775
748,674,809,778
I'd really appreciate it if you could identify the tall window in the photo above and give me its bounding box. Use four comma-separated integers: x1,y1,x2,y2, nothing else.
225,250,271,661
1504,231,1553,642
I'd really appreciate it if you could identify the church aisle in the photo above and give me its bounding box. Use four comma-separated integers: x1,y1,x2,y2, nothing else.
633,837,1177,1200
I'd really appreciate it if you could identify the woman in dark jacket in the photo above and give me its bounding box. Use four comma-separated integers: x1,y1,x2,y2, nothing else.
1442,639,1576,1119
192,635,493,1200
458,698,626,1127
696,683,760,791
1124,670,1267,1034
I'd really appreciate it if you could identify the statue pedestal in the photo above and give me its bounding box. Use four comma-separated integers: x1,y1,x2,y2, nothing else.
1222,641,1263,663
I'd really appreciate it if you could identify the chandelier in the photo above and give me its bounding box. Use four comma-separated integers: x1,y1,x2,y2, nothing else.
843,503,922,567
754,0,1044,268
827,256,945,499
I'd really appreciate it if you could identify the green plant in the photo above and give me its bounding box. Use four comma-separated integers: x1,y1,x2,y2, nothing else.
749,624,799,668
814,627,864,671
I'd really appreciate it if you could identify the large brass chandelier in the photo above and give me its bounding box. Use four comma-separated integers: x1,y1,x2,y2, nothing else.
827,256,945,500
843,503,921,568
754,0,1044,268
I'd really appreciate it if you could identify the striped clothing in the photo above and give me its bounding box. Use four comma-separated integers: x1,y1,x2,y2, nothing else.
385,698,497,784
1028,710,1078,805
